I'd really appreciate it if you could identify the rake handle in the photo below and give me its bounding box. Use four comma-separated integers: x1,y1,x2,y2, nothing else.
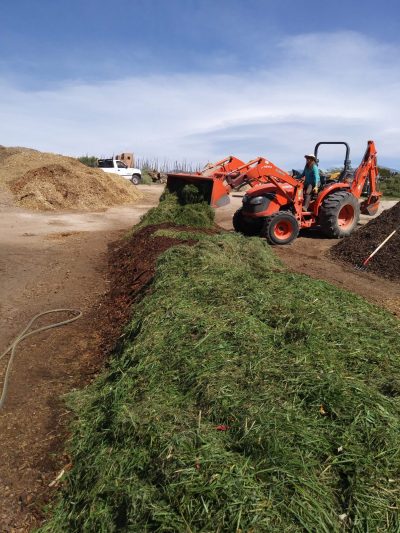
362,227,399,266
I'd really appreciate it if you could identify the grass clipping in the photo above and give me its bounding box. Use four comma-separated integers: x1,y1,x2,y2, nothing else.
134,184,215,232
41,197,400,532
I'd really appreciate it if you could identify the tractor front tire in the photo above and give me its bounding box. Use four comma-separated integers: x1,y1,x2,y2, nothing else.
233,208,263,236
261,211,299,245
319,191,360,238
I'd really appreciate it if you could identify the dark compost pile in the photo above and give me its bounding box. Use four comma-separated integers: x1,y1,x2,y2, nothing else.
331,202,400,280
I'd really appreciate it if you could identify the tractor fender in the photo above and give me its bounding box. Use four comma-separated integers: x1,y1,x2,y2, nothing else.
312,182,350,215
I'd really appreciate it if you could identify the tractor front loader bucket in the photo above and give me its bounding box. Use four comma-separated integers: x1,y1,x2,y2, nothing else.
166,173,231,207
166,156,245,208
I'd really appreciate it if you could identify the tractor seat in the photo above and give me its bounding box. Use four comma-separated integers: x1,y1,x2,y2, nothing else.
328,170,355,183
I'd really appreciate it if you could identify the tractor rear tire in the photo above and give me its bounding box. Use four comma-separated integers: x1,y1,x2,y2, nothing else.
319,191,360,238
233,208,263,236
261,211,299,245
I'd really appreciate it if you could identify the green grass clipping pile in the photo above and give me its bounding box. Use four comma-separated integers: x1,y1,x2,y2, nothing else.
40,190,400,532
134,184,215,232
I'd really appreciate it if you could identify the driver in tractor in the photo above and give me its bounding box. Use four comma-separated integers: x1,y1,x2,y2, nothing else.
300,154,321,210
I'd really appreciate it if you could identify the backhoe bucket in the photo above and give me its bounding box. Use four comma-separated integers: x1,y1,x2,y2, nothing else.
360,195,381,216
166,173,231,207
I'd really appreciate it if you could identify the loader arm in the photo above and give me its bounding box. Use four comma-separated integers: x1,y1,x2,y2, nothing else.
350,140,381,215
227,157,299,187
226,157,304,216
201,156,245,176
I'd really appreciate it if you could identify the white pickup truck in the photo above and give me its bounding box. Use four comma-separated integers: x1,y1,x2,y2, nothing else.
97,158,142,185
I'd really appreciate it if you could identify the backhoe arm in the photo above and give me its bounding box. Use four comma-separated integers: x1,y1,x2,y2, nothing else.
351,140,381,215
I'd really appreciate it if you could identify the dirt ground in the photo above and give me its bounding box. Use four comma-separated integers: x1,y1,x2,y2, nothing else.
0,186,163,531
0,186,398,531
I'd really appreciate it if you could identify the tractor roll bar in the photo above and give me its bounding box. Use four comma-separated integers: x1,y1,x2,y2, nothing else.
314,142,351,170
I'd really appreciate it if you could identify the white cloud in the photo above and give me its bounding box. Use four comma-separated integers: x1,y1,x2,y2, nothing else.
0,31,399,168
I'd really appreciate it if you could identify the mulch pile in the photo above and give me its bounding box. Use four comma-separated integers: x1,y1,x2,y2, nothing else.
331,202,400,281
0,146,142,210
98,223,220,356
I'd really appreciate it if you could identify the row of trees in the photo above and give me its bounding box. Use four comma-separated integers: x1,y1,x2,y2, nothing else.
77,155,202,173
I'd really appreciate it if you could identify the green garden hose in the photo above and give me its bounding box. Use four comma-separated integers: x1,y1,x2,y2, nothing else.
0,309,82,410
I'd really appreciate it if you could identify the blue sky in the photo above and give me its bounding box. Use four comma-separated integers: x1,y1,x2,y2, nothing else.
1,0,400,168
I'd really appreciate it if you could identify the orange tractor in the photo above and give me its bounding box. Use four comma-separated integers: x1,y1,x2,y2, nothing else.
167,141,381,244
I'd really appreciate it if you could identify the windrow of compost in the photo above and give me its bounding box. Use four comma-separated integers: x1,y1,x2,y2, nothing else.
40,192,400,533
0,146,142,210
331,202,400,280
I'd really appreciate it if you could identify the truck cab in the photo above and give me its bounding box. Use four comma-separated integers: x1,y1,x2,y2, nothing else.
97,158,142,185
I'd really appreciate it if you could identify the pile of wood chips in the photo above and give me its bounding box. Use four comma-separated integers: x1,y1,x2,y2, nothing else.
0,146,142,211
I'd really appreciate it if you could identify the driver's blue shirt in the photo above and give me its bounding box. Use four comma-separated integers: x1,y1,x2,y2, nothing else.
301,164,320,188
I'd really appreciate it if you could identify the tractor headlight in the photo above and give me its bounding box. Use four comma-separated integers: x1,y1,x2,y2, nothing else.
242,194,269,213
248,196,264,205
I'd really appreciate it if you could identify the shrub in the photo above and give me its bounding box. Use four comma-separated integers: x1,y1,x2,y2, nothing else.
77,155,98,168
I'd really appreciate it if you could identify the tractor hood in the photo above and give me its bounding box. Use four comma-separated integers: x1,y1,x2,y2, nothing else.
246,182,295,197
